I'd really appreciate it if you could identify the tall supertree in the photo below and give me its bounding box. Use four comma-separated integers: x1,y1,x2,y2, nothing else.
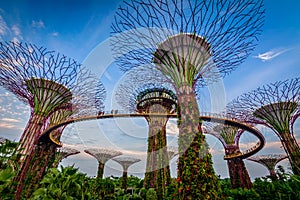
227,78,300,175
203,122,253,189
112,156,141,190
115,66,177,198
111,0,265,198
84,148,122,179
0,41,100,199
247,154,288,180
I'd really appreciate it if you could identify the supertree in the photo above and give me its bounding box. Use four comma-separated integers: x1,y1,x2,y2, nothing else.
112,156,141,190
247,154,288,180
111,0,265,198
203,122,253,189
51,147,81,168
227,78,300,175
168,146,179,161
84,148,122,179
114,66,177,198
0,41,101,199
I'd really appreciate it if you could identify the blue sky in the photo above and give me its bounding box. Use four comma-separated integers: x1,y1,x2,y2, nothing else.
0,0,299,180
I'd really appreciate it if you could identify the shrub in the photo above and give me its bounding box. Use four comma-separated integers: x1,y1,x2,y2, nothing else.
146,188,157,200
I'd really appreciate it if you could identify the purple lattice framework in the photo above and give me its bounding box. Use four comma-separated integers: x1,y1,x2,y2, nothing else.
84,148,122,179
227,78,300,175
114,66,177,195
111,0,265,198
0,41,105,199
204,122,252,189
247,154,288,179
112,156,141,189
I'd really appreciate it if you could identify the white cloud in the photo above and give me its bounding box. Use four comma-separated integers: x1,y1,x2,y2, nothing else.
32,20,45,28
52,32,59,37
1,118,20,123
166,120,179,136
0,122,17,129
254,48,291,62
104,71,112,81
11,37,20,43
11,25,21,36
0,15,8,35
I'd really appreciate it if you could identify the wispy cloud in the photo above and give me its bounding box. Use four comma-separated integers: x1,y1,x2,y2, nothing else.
254,48,291,62
1,118,20,123
11,25,21,36
32,20,45,29
104,71,112,81
0,15,8,36
52,32,59,37
166,120,179,136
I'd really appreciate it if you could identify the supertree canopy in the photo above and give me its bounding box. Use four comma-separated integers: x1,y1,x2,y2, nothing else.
112,156,141,190
111,0,265,198
114,66,177,198
84,148,122,179
0,41,103,199
247,154,288,180
227,78,300,175
204,122,252,189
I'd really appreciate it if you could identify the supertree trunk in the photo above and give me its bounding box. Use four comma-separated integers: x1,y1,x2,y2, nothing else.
278,132,300,175
22,142,58,198
122,170,128,190
97,162,105,179
144,104,171,199
112,156,141,191
176,85,219,199
226,146,252,189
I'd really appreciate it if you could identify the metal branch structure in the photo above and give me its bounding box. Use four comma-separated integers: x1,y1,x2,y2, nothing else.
84,148,122,179
247,154,288,180
0,41,105,199
111,0,265,198
112,156,141,190
114,66,177,198
203,122,252,189
168,146,179,161
51,147,81,167
227,78,300,175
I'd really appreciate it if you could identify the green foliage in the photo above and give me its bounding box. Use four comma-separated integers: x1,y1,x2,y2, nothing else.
146,188,157,200
223,188,260,200
31,165,92,199
139,187,147,199
0,139,19,199
253,167,300,200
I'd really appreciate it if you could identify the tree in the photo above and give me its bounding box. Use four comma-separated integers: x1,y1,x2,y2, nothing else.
111,0,265,198
114,66,177,198
227,78,300,175
204,123,253,189
112,156,141,190
0,41,104,199
247,154,288,180
84,148,122,179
